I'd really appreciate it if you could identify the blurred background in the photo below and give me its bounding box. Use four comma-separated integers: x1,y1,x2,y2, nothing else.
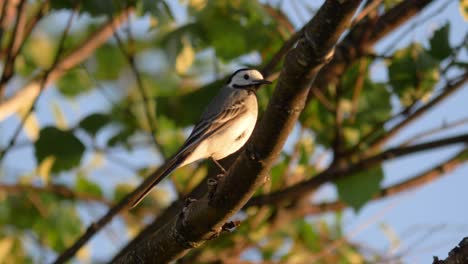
0,0,467,263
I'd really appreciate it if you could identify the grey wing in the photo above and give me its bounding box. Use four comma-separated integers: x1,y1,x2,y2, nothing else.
176,97,247,157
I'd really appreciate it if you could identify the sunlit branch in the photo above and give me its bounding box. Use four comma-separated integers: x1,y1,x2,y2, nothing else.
0,183,112,206
0,7,133,121
247,133,468,207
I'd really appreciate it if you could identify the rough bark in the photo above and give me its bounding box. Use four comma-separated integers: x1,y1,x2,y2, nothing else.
113,1,363,263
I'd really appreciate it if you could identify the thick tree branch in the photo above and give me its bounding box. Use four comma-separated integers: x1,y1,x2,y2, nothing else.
247,133,468,207
113,1,362,263
311,0,434,96
113,0,437,257
0,8,132,121
433,237,468,264
179,147,468,263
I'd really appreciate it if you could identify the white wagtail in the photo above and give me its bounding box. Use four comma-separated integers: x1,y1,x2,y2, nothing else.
131,68,271,207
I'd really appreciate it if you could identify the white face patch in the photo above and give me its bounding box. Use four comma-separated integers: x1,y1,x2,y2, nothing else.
228,69,266,87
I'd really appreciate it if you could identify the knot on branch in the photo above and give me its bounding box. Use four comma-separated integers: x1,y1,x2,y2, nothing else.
207,174,224,200
222,220,241,233
173,198,199,249
246,143,261,162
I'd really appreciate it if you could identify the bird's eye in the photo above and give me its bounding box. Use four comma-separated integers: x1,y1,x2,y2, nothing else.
243,74,249,80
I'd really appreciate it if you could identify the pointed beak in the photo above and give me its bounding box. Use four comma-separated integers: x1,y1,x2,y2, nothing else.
254,79,272,85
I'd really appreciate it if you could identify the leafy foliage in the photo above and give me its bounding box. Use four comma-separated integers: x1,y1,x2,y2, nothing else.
336,166,384,211
78,113,111,137
34,127,85,173
429,23,452,61
0,0,465,262
389,44,439,106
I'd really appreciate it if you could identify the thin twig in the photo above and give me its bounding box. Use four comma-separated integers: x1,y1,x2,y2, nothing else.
381,0,451,56
401,117,468,146
247,132,468,207
351,0,383,26
0,0,26,97
349,59,368,122
364,72,468,155
111,12,164,154
0,8,133,121
0,8,77,162
299,147,468,215
310,86,335,112
0,183,112,206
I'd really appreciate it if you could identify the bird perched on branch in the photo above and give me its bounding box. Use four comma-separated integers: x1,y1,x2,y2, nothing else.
131,68,271,207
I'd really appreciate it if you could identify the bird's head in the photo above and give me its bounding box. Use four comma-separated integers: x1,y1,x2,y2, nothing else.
227,68,271,89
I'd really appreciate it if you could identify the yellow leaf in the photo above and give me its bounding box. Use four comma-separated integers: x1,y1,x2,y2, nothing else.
89,152,105,168
77,246,90,262
37,156,55,183
189,0,207,11
460,0,468,21
51,102,68,129
175,37,195,74
0,238,14,264
23,113,40,141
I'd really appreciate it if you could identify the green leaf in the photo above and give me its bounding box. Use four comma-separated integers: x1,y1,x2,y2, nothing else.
389,44,439,106
335,166,384,211
428,23,451,61
295,219,320,252
34,127,85,173
192,1,280,60
32,202,82,251
95,44,126,80
79,113,111,137
107,128,135,149
56,69,93,97
76,176,102,197
136,0,174,24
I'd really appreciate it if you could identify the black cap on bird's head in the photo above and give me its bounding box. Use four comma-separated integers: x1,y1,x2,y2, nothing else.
227,68,271,89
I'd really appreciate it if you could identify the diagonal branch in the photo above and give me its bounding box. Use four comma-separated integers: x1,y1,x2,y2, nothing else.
363,72,468,155
112,0,437,258
0,0,26,97
0,8,77,161
299,147,468,215
0,7,133,121
111,12,163,153
0,183,112,206
247,133,468,207
401,117,468,147
344,72,468,156
113,1,362,262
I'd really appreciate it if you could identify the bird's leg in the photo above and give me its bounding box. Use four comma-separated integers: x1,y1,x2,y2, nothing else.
211,158,227,175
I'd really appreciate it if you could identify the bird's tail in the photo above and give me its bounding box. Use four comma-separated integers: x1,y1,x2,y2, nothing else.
130,155,186,208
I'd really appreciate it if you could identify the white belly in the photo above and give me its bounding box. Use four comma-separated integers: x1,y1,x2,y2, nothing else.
209,109,257,160
181,105,257,165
